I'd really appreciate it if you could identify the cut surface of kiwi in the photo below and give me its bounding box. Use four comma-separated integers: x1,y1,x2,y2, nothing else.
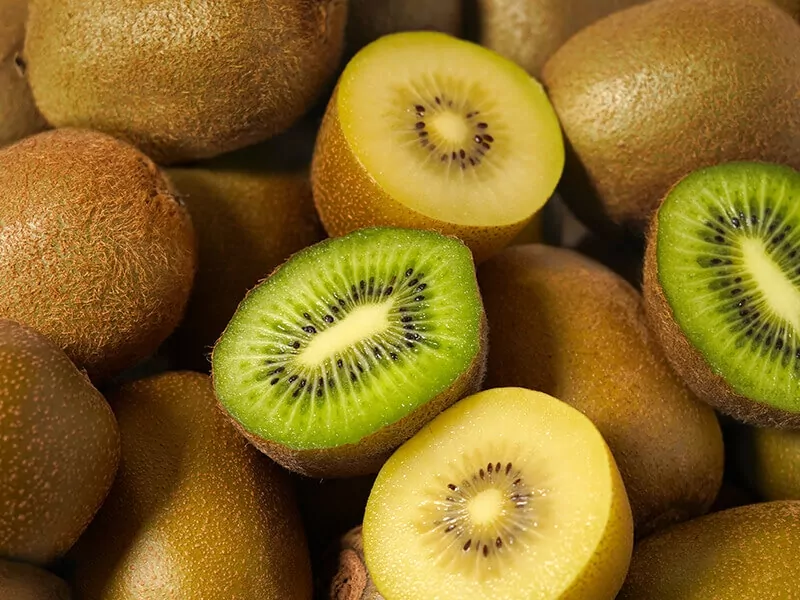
312,31,564,263
212,227,486,477
363,387,633,600
645,161,800,425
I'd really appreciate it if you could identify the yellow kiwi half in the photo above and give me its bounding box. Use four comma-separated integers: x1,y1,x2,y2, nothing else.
312,31,565,263
363,387,633,600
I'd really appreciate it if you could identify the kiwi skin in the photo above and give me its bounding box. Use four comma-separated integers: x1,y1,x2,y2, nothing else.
0,0,47,147
0,319,120,566
478,245,724,536
0,129,197,380
729,423,800,501
328,526,384,600
0,559,72,600
24,0,348,165
541,0,800,237
643,214,800,429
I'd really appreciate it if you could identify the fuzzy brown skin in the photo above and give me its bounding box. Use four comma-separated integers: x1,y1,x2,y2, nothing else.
618,501,800,599
0,129,197,380
69,372,313,600
312,86,532,265
24,0,347,165
329,526,384,600
478,245,724,537
643,216,800,428
220,316,489,478
166,134,324,372
0,0,46,147
772,0,800,19
0,559,71,600
730,424,800,501
541,0,800,237
0,319,120,566
476,0,648,78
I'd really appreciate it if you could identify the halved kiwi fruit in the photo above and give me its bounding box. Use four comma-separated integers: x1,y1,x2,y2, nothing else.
212,227,487,478
363,387,634,600
644,161,800,427
311,31,565,263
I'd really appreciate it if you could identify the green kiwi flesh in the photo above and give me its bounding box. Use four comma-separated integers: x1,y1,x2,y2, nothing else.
645,162,800,426
212,227,486,477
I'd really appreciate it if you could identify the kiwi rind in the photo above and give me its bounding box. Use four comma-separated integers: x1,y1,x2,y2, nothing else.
729,422,800,500
0,559,72,600
328,526,384,600
24,0,348,165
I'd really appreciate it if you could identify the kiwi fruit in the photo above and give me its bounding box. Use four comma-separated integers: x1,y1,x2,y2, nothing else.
311,31,565,264
0,559,71,599
363,387,633,599
24,0,348,165
772,0,800,19
0,129,196,379
0,0,46,147
478,244,724,536
643,162,800,427
541,0,800,236
166,134,324,371
68,371,312,600
474,0,648,78
329,526,384,600
212,227,487,478
730,423,800,500
618,501,800,599
573,233,644,289
0,319,120,565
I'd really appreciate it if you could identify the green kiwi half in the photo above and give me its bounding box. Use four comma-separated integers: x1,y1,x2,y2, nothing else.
211,227,487,478
644,161,800,427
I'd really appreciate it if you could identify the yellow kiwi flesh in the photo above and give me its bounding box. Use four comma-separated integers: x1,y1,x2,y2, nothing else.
0,129,196,379
541,0,800,235
618,501,800,599
731,424,800,500
0,0,46,147
24,0,347,164
363,387,633,600
69,372,312,600
312,31,565,263
0,559,71,599
478,245,724,536
0,319,119,565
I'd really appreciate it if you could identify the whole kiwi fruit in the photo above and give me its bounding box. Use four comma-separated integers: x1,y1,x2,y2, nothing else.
0,129,196,379
0,0,46,147
0,559,71,599
0,319,120,566
541,0,800,236
24,0,348,165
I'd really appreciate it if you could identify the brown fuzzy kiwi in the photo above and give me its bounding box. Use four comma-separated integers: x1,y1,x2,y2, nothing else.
166,129,324,371
541,0,800,236
0,0,46,147
0,559,72,599
0,129,197,380
329,526,384,600
478,245,724,536
475,0,648,78
0,319,120,565
771,0,800,19
24,0,348,165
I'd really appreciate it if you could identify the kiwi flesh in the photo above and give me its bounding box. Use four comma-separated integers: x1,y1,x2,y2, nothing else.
0,129,197,379
311,31,565,264
644,162,800,427
0,559,71,600
363,387,633,600
617,501,800,599
0,319,120,565
166,132,324,371
212,227,487,478
541,0,800,237
478,244,724,536
24,0,347,165
0,0,46,147
730,422,800,500
68,371,312,600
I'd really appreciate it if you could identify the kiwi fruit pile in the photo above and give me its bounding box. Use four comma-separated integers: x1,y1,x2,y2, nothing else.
2,0,799,598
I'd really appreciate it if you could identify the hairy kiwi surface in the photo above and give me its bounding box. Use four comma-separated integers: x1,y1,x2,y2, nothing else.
541,0,800,236
730,423,800,500
0,0,46,147
644,162,800,427
0,559,71,600
24,0,347,164
0,319,120,565
329,526,384,600
0,129,196,379
363,387,633,600
312,31,564,263
212,227,487,478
